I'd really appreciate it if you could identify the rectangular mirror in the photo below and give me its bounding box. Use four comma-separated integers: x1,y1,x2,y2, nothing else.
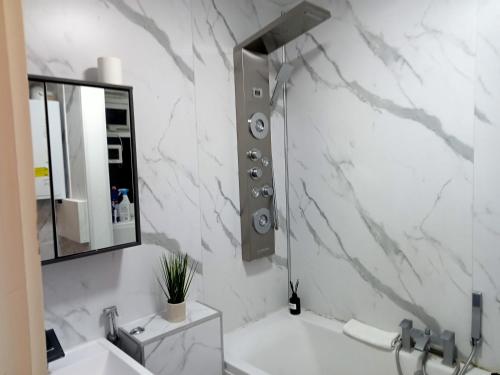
28,75,141,264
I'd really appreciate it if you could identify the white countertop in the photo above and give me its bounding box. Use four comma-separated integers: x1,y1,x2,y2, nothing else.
119,301,219,345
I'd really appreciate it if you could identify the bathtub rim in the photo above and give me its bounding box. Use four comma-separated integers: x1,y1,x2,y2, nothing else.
224,308,488,375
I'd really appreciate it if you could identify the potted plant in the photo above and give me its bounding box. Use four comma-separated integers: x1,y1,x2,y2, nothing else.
157,252,198,322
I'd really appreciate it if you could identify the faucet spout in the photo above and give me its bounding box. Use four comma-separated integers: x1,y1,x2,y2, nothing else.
414,330,431,352
103,306,119,344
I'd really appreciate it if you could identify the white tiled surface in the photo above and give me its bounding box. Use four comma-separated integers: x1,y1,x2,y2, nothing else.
143,317,222,375
472,0,500,370
22,0,500,371
119,301,222,375
283,0,476,365
24,0,287,353
120,301,218,345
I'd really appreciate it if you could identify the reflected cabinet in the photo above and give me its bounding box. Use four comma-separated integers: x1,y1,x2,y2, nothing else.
28,75,141,264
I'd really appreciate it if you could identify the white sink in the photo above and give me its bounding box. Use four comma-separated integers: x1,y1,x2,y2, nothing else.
49,338,153,375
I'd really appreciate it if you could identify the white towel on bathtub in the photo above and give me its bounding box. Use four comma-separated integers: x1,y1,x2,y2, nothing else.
343,319,400,350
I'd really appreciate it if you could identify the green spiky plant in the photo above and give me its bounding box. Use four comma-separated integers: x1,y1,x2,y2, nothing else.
158,252,198,304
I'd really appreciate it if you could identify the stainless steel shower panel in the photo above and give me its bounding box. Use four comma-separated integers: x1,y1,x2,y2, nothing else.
234,2,331,261
234,48,275,261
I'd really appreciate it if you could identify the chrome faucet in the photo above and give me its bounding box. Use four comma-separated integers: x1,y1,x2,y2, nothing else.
399,319,457,367
103,306,119,344
414,329,432,352
413,329,432,375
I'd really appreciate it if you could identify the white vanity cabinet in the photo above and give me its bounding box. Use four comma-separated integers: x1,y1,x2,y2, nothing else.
119,301,223,375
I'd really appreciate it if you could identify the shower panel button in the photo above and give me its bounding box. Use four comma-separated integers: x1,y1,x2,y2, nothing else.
252,87,263,98
247,148,262,161
248,112,269,139
248,167,263,180
253,208,272,234
261,185,274,197
261,157,270,167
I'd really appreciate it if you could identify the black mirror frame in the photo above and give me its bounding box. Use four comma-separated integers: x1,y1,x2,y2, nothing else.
28,74,142,265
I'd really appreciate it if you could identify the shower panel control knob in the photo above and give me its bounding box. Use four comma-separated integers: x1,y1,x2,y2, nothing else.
248,112,269,139
248,167,262,180
247,148,262,161
261,185,274,197
253,208,272,234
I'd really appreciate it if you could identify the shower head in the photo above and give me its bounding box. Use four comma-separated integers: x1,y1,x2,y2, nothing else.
235,1,331,55
270,63,294,106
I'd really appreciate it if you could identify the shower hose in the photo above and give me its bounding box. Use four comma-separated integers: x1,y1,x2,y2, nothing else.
395,338,477,375
395,338,428,375
457,343,478,375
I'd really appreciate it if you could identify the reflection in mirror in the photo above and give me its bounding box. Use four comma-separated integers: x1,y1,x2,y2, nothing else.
105,89,137,245
28,78,139,263
29,86,56,261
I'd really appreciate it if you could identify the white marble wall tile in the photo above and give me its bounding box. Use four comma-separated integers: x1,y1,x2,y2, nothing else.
23,0,203,350
191,0,288,331
473,0,500,370
24,0,289,349
43,247,161,349
284,0,476,362
23,0,500,371
143,317,222,375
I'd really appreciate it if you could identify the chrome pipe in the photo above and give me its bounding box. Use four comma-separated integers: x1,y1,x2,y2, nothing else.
282,45,292,292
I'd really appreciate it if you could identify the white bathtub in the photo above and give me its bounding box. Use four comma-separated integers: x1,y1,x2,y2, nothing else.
224,309,487,375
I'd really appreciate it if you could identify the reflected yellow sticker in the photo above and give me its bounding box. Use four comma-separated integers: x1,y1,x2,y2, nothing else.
34,167,49,177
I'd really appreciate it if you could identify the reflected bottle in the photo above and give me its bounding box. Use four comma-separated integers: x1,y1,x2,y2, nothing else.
111,186,119,223
118,188,131,222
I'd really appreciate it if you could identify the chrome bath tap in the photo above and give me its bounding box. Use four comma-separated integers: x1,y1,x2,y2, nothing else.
399,319,457,367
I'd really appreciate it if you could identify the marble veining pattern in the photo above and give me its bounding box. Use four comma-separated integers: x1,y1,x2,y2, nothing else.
143,318,222,375
21,0,500,371
191,0,289,331
23,0,288,352
282,0,488,367
23,0,205,349
472,0,500,370
119,301,223,375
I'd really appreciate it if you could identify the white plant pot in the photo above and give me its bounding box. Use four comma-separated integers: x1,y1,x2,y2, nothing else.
165,301,186,322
